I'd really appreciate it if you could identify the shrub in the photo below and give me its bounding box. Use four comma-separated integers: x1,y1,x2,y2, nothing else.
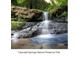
11,21,26,30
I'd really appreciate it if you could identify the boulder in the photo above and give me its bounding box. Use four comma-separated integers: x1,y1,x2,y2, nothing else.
11,5,43,22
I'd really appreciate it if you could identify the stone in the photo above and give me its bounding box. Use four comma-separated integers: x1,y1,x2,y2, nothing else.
11,5,43,22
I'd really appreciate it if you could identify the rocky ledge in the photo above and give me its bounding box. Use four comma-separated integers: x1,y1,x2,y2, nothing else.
11,21,67,38
11,5,43,22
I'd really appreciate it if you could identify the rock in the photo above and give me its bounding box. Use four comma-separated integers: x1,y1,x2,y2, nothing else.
11,5,43,22
12,21,67,38
23,22,38,28
52,17,68,23
49,5,68,22
11,22,38,38
30,22,67,37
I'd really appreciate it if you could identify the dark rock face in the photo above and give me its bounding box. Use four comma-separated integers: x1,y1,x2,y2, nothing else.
11,5,43,22
53,17,68,23
49,5,68,22
50,5,67,17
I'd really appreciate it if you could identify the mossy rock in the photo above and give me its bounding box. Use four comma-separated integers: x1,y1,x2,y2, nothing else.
11,5,43,22
11,21,26,30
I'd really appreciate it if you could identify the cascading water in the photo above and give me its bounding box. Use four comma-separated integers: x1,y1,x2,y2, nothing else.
43,12,49,20
41,12,50,34
11,11,67,48
36,12,53,38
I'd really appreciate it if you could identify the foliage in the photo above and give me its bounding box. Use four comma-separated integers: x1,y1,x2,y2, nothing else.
11,0,26,6
61,11,67,17
11,0,50,10
48,0,67,11
11,21,26,30
11,0,67,11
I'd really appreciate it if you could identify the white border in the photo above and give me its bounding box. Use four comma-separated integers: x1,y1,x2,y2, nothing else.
0,0,79,59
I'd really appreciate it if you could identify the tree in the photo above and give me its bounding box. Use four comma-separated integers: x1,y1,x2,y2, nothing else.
11,0,49,10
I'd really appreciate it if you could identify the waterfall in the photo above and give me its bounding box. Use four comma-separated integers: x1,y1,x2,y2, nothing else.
43,12,49,20
39,12,51,34
37,12,53,38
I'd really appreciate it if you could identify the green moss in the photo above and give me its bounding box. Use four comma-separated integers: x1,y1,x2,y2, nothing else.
11,18,30,22
61,12,67,17
11,21,25,30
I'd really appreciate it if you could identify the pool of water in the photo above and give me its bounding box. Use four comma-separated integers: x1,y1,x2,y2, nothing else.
31,33,68,45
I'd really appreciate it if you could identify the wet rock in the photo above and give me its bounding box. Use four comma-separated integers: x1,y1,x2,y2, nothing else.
11,21,67,38
31,22,67,37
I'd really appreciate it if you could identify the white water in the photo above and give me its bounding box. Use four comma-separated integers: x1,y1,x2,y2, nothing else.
43,12,49,20
39,12,51,35
39,12,52,38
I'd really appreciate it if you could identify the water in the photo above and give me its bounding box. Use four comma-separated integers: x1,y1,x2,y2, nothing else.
39,12,51,34
43,12,49,20
31,33,67,44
